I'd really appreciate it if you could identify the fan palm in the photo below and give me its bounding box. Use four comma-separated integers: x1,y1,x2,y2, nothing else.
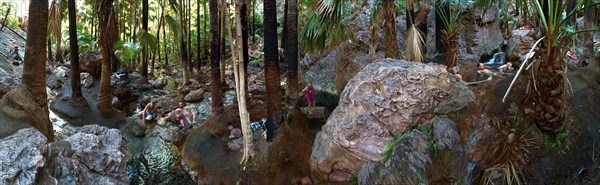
96,0,118,112
527,0,599,133
435,0,471,71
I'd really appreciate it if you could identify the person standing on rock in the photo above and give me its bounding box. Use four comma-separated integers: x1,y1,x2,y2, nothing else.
301,80,316,114
10,45,22,66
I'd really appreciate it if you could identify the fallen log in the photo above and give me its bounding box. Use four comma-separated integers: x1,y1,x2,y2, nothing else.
0,22,26,41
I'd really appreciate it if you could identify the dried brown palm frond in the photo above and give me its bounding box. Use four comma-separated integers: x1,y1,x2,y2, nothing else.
479,128,540,185
48,0,61,53
406,25,424,62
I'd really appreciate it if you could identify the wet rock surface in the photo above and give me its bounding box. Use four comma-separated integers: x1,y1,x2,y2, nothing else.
310,60,474,182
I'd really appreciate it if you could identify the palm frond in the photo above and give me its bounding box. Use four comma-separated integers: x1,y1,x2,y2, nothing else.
165,15,181,39
138,31,158,52
406,25,424,62
299,0,353,53
49,0,62,50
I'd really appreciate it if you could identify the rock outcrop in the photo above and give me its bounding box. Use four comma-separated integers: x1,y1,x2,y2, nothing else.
310,60,474,182
457,6,505,63
0,125,129,184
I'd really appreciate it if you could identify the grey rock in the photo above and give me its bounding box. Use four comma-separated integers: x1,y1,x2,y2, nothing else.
229,128,242,139
53,66,69,78
431,117,461,152
46,74,63,90
358,131,431,185
0,128,48,185
151,78,167,89
227,137,244,152
310,60,475,183
81,72,93,88
79,51,102,78
184,88,205,103
47,125,130,184
507,29,536,61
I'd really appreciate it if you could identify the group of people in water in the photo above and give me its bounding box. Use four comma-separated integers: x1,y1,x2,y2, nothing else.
138,101,197,129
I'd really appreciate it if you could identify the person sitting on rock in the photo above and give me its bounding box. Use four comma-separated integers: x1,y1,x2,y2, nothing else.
176,102,196,125
477,63,494,81
139,102,158,124
301,80,316,114
176,113,191,128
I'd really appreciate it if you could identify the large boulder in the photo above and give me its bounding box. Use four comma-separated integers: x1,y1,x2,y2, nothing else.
310,60,475,182
506,29,536,61
0,128,48,185
357,131,431,185
79,51,103,78
184,88,205,102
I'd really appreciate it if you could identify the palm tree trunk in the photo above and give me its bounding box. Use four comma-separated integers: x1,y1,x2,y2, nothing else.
210,0,224,115
281,0,288,64
97,0,117,112
241,0,250,97
286,0,298,106
47,37,53,62
187,0,193,73
220,1,227,86
156,4,164,76
141,0,149,78
264,0,282,142
21,0,53,141
235,0,254,164
68,0,83,99
204,1,209,65
196,0,202,70
584,0,594,59
383,0,399,59
179,0,190,85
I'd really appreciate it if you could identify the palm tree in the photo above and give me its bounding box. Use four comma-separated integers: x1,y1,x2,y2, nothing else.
96,0,118,112
20,0,53,141
210,0,224,115
179,0,191,85
68,0,83,101
526,0,598,132
141,0,149,78
286,0,299,105
383,0,399,58
264,0,282,141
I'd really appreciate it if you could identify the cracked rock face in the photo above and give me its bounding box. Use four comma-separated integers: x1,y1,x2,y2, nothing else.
0,128,47,185
310,60,474,182
0,125,130,185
